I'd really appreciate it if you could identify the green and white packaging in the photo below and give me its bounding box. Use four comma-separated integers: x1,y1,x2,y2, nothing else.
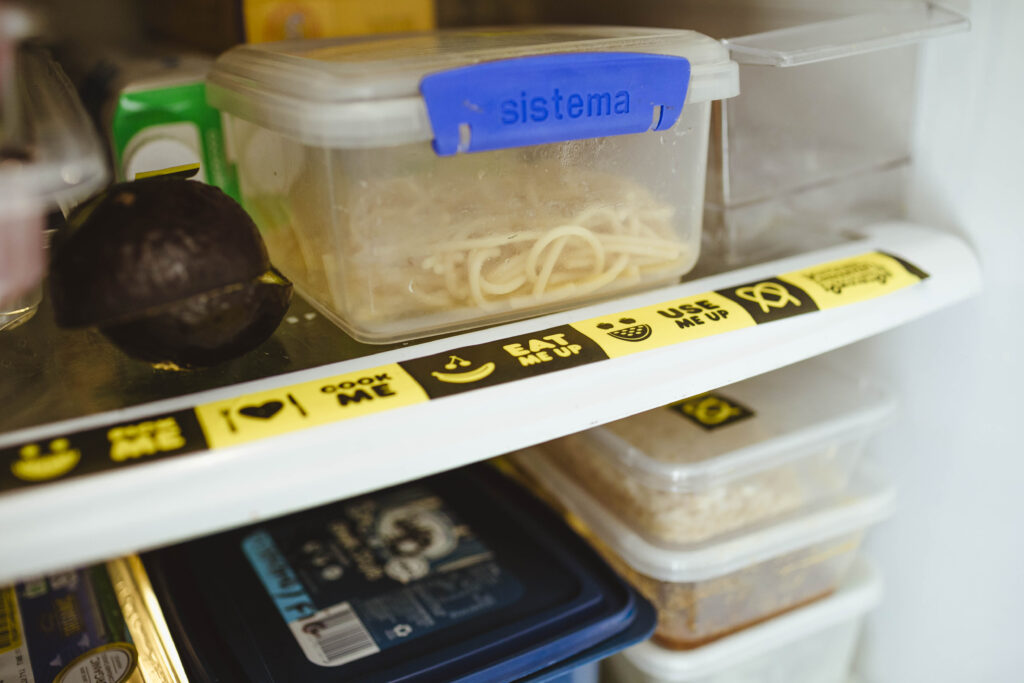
97,52,239,198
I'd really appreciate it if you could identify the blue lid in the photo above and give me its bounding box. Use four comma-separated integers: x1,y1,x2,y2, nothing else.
144,463,653,682
519,597,658,682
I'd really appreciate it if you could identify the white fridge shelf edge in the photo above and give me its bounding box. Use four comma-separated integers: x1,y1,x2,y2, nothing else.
0,222,980,583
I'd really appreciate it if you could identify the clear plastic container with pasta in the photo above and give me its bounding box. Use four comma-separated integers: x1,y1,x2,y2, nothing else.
208,27,739,342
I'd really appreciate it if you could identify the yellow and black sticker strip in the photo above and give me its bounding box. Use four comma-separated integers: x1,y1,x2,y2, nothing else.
0,251,927,492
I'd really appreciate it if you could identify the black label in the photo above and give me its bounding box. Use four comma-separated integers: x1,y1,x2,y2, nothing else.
715,277,819,325
0,409,208,492
399,325,609,399
669,392,754,431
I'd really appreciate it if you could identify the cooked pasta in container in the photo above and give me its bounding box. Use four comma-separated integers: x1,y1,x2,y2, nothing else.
207,27,739,342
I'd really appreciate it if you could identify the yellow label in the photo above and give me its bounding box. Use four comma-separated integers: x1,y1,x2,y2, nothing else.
196,363,430,448
243,0,435,43
780,252,923,310
571,292,755,359
0,587,22,655
134,163,201,180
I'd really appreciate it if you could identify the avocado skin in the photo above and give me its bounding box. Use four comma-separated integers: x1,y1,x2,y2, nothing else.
98,270,293,367
50,177,270,328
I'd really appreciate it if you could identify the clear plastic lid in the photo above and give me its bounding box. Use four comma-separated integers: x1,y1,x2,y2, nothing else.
516,451,894,582
8,43,108,210
207,26,739,148
723,2,968,67
579,358,895,493
621,557,881,679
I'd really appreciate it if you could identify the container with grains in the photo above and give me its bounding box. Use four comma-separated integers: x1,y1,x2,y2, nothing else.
536,359,894,547
511,358,895,647
513,449,892,649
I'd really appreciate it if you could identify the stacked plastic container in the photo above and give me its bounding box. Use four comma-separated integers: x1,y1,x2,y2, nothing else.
605,559,882,683
512,357,894,680
143,463,658,682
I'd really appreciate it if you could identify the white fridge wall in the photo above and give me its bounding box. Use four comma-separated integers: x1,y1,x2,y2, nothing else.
838,0,1024,680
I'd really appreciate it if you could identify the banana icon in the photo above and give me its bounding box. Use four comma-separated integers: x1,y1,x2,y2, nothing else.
431,356,496,384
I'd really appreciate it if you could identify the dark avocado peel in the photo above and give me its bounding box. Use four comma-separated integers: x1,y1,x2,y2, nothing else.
49,177,292,367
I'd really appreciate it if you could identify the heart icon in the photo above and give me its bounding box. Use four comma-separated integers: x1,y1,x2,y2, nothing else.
239,401,284,419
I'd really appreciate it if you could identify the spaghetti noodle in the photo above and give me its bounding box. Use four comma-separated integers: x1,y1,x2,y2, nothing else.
340,164,690,319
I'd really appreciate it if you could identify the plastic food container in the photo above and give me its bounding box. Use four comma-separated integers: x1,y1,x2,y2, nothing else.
0,38,108,330
513,447,893,649
701,1,969,266
604,557,881,683
432,2,968,268
522,358,894,547
207,27,739,342
143,463,656,682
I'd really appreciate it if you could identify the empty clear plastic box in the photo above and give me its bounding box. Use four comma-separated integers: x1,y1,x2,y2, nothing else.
704,0,970,265
207,27,739,342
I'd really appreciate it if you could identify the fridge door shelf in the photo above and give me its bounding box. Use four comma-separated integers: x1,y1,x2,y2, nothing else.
0,222,979,584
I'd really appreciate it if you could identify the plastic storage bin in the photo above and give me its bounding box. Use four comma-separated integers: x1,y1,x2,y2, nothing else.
207,27,739,342
520,358,893,547
604,557,881,683
704,1,970,266
434,1,968,267
143,463,656,682
513,448,893,649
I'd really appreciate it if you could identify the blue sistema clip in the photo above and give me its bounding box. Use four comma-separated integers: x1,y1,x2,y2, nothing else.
420,52,691,156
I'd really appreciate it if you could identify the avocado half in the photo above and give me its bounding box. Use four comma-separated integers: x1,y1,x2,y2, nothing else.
49,177,292,367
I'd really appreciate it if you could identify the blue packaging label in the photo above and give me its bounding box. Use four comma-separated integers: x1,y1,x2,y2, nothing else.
420,52,691,155
242,485,524,668
0,568,138,683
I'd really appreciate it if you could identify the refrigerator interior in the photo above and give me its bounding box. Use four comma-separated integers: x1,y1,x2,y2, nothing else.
11,0,1023,680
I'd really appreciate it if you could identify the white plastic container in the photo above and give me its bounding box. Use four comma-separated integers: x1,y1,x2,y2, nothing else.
207,27,739,342
522,358,894,548
512,448,892,649
604,558,881,683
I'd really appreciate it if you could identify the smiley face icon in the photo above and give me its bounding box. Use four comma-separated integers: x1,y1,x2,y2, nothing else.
596,317,652,342
430,355,496,384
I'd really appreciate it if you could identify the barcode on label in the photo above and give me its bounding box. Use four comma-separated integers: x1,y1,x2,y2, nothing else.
291,603,380,668
0,587,23,654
